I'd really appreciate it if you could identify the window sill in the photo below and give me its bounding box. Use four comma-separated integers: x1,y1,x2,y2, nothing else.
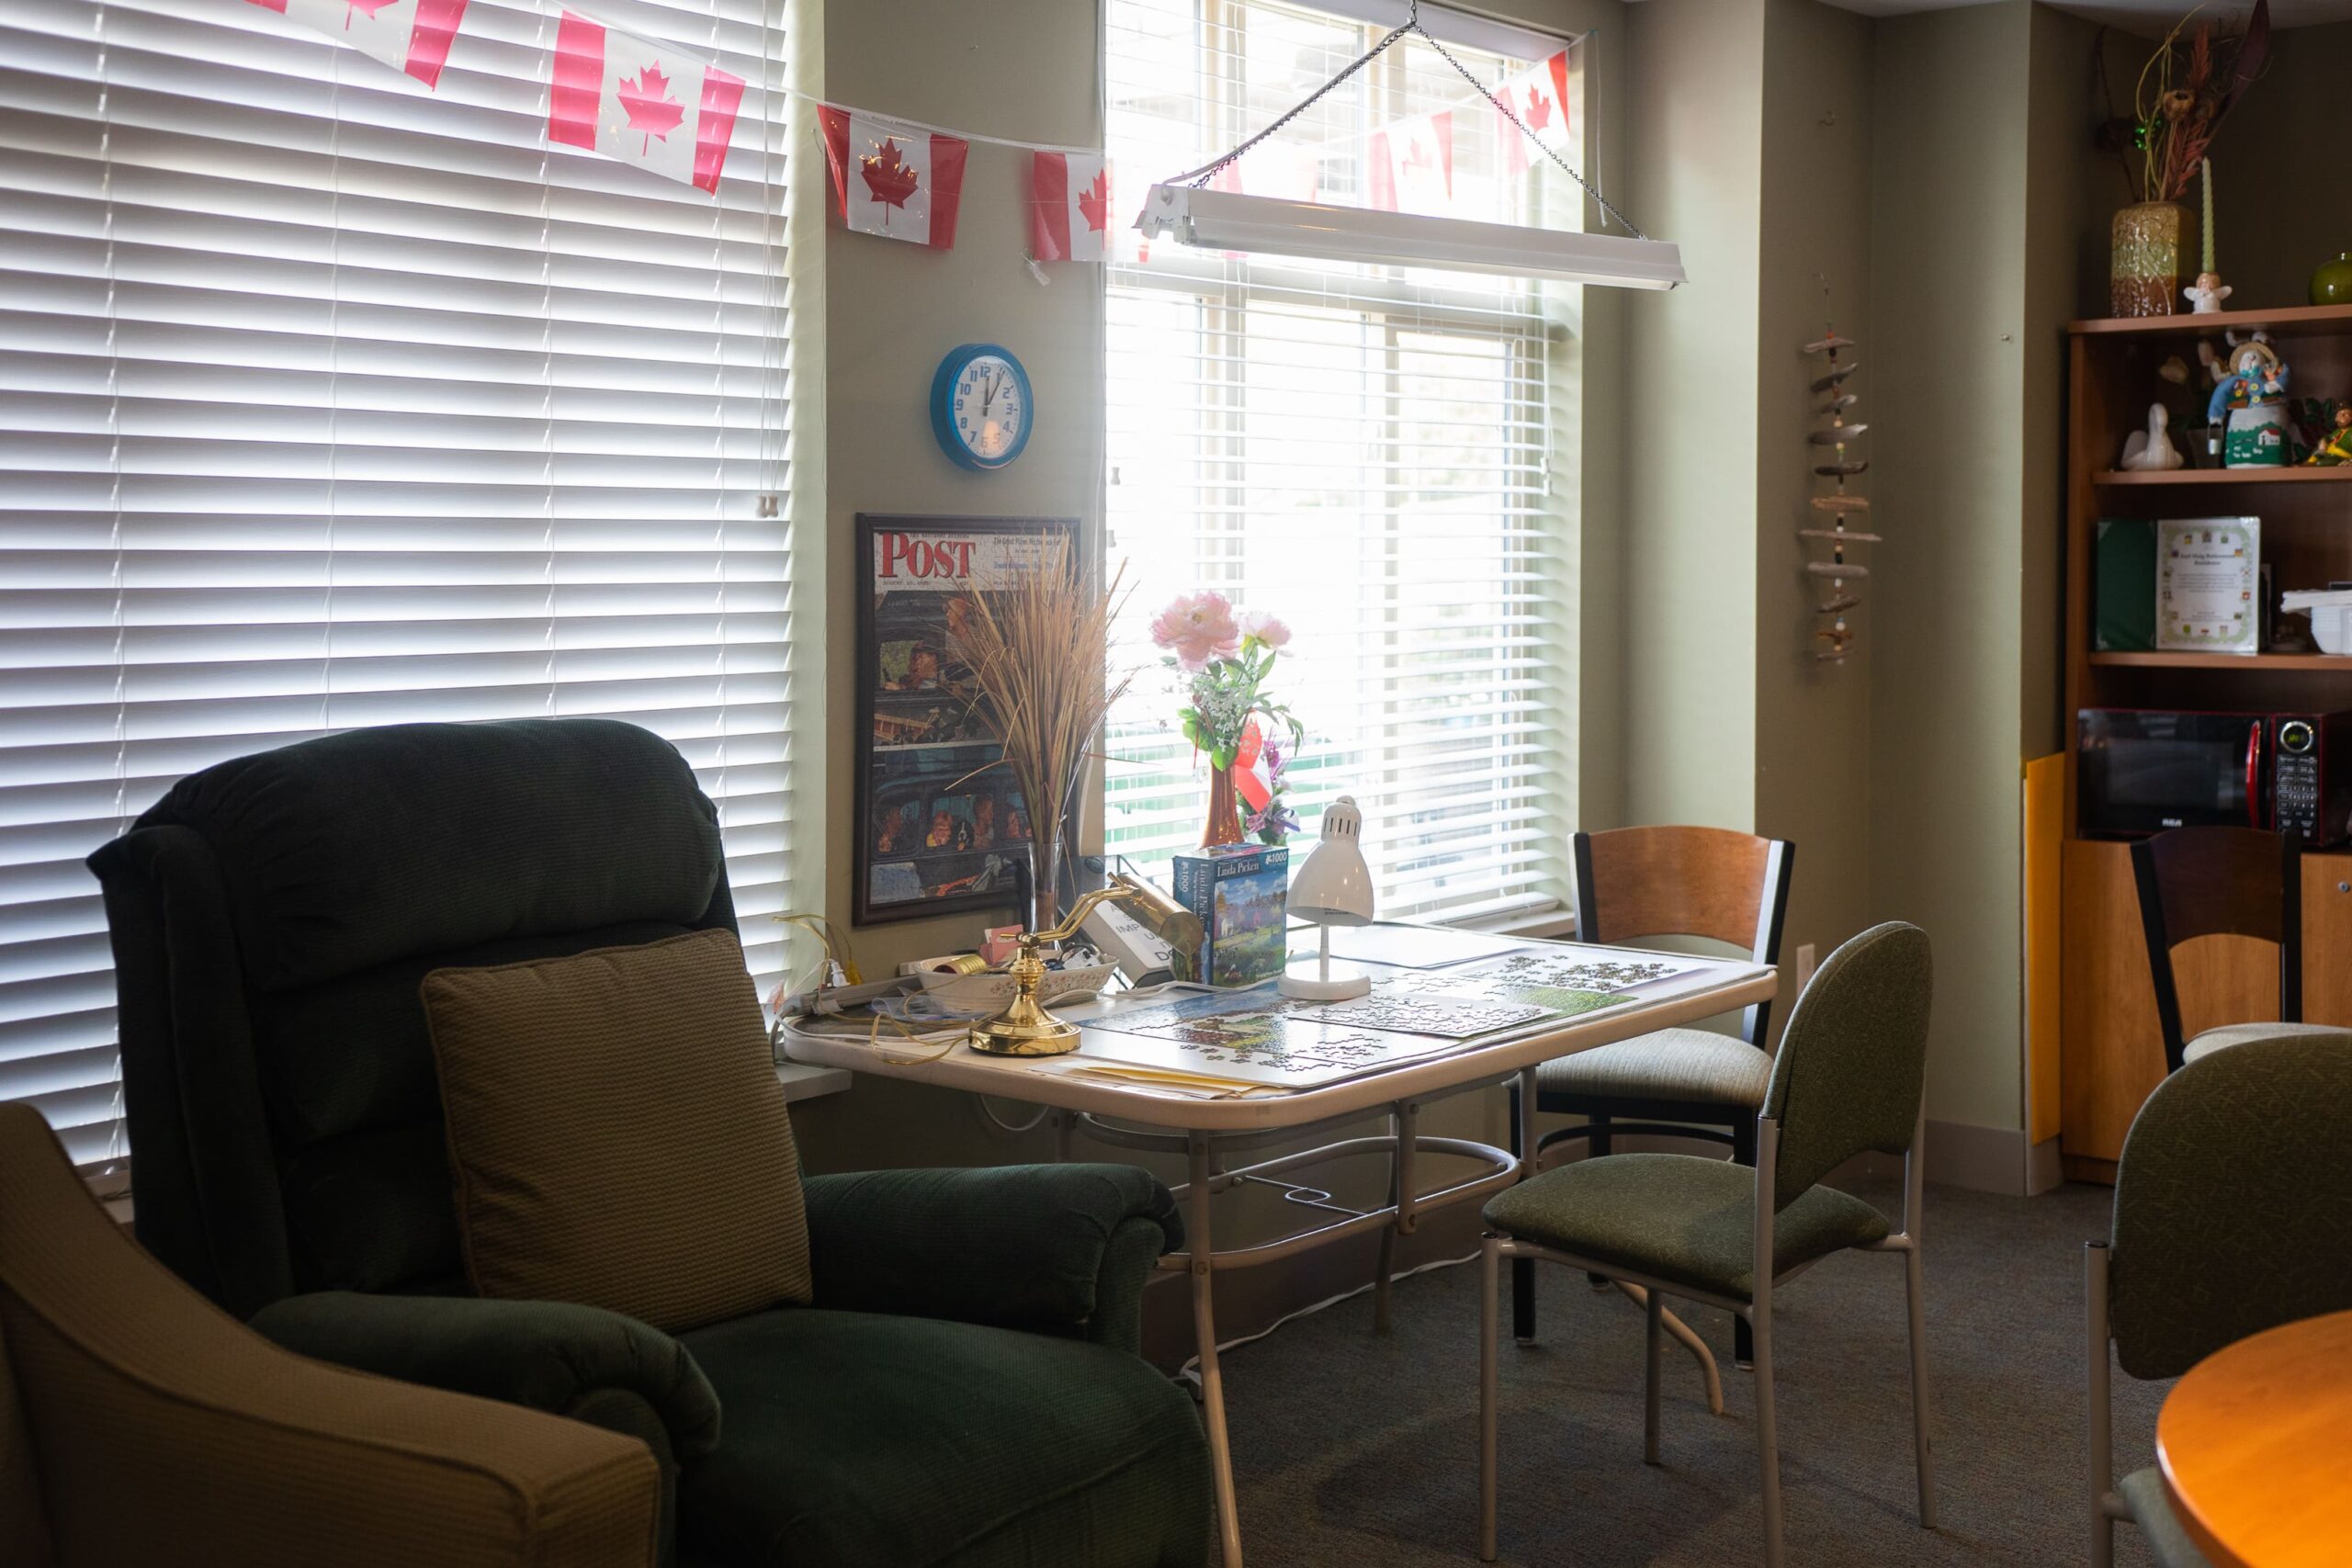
1444,904,1577,942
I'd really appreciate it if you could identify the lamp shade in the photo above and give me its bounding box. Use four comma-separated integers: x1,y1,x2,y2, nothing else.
1289,795,1374,926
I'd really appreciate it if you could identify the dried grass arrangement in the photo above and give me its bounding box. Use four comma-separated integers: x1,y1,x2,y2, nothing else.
950,536,1135,931
2122,1,2270,205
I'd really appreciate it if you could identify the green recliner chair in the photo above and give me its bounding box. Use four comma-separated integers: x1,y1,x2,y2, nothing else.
86,717,1211,1568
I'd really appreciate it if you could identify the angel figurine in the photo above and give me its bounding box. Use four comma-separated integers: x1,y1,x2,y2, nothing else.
2183,271,2233,314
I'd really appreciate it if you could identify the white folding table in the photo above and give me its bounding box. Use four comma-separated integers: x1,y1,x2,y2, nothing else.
784,941,1777,1568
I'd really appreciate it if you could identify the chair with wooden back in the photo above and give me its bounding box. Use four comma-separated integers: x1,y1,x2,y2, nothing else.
1510,825,1793,1351
2129,826,2335,1075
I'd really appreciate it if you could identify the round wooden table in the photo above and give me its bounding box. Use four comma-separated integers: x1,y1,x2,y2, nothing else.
2157,1308,2352,1568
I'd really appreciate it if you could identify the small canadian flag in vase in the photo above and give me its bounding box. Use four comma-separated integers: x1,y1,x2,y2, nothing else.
244,0,469,88
818,107,968,249
549,11,744,192
1030,152,1114,263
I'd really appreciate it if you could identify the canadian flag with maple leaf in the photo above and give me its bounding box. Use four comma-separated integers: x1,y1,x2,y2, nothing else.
1367,110,1453,217
1497,51,1572,179
818,107,967,249
548,11,745,192
243,0,469,88
1029,152,1123,264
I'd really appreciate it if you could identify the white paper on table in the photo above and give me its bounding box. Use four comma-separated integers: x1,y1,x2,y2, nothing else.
1313,922,1537,970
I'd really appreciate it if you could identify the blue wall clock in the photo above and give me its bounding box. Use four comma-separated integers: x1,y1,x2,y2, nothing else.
930,343,1033,471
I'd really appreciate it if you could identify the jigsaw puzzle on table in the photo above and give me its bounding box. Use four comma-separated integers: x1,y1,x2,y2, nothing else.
1404,949,1710,1011
1079,980,1612,1089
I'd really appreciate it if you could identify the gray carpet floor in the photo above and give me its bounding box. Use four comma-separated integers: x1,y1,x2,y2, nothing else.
1216,1179,2166,1567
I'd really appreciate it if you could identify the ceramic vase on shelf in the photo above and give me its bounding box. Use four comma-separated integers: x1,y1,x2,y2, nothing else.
2314,253,2352,307
1201,767,1246,849
2111,202,2190,318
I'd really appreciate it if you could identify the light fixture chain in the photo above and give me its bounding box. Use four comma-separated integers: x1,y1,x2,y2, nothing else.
1165,9,1648,243
1170,21,1414,189
1408,22,1646,240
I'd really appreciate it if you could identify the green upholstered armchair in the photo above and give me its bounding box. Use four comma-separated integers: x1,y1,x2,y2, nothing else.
86,719,1211,1568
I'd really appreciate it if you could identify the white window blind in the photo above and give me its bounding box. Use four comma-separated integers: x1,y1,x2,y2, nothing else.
0,0,794,1171
1103,0,1577,921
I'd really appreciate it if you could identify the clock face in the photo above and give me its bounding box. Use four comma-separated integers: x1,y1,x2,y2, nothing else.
949,353,1024,462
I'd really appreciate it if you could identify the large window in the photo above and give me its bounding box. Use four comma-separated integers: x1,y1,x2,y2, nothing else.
1103,0,1577,922
0,0,794,1168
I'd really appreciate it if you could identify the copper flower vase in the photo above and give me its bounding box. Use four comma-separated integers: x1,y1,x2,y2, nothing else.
1201,767,1246,849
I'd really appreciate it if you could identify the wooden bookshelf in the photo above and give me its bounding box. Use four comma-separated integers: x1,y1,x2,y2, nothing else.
2059,303,2352,1177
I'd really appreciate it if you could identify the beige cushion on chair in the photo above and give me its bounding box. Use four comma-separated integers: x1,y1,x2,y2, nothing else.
1536,1027,1772,1108
423,927,813,1335
2181,1021,2352,1066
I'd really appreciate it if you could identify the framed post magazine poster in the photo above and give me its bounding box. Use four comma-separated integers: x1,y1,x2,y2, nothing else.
853,515,1079,925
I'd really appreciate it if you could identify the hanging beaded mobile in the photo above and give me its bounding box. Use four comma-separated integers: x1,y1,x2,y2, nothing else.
1802,315,1876,662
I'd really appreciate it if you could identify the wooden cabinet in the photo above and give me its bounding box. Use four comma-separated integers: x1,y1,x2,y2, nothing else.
2059,305,2352,1179
2062,840,2352,1173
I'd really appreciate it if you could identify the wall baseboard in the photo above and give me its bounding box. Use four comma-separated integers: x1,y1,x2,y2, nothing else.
1924,1118,2034,1197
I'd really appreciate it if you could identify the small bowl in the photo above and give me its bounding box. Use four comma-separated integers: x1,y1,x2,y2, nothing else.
917,961,1119,1012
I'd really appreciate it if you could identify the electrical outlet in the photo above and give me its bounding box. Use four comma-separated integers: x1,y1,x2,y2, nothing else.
1793,942,1818,991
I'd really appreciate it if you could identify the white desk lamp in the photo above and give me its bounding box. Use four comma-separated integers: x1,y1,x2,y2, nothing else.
1281,795,1374,1001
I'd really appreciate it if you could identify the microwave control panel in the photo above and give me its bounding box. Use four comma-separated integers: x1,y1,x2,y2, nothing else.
2274,716,2331,843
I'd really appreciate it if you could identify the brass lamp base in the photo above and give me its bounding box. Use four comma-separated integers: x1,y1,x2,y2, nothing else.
967,1004,1082,1056
966,874,1204,1057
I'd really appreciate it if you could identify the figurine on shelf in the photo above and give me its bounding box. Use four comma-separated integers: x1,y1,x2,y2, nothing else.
2121,403,2186,470
2305,407,2352,467
2207,338,2291,468
2183,271,2233,314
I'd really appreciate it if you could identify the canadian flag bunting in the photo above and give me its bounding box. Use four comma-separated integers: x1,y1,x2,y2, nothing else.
549,13,743,191
819,107,968,249
1029,152,1109,263
243,0,469,89
1367,110,1453,216
1498,51,1573,178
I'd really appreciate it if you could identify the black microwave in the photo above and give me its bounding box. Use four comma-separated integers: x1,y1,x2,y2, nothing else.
2077,708,2352,843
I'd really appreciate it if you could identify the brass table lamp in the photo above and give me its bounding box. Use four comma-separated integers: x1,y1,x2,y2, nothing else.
969,874,1204,1055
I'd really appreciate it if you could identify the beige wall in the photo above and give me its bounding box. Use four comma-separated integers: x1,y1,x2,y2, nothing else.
1620,0,1764,834
1752,0,1874,1037
1866,2,2036,1140
2208,19,2352,310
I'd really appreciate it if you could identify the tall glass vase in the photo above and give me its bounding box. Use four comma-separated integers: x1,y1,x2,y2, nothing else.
1201,766,1246,849
2111,201,2189,318
1028,832,1061,934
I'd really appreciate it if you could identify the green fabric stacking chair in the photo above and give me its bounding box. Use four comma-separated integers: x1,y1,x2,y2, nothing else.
1512,826,1794,1365
1477,921,1935,1568
2086,1032,2352,1568
85,718,1211,1568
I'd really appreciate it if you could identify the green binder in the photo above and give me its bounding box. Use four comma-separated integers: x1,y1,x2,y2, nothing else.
2095,518,2157,652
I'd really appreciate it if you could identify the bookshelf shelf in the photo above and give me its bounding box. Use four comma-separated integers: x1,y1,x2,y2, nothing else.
2088,651,2352,671
2097,467,2352,486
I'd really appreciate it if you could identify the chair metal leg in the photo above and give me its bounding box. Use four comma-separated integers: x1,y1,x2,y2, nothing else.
2088,1243,2114,1568
1507,1080,1536,1342
1730,1116,1758,1369
1478,1235,1501,1563
1751,1300,1783,1568
1613,1280,1725,1416
1905,1240,1937,1528
1373,1110,1400,1336
1643,1285,1664,1465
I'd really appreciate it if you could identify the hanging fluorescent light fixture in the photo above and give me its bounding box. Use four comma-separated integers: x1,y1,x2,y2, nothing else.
1136,185,1684,290
1137,3,1680,291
